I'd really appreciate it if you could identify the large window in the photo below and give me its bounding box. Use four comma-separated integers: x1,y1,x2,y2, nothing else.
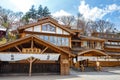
43,36,49,41
62,38,69,46
38,35,69,47
34,25,40,32
82,40,102,49
49,36,57,45
57,37,62,46
42,24,56,32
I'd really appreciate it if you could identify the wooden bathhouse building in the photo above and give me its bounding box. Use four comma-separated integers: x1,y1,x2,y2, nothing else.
0,17,120,75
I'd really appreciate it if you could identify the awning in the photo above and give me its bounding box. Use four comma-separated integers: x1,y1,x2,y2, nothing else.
0,53,60,61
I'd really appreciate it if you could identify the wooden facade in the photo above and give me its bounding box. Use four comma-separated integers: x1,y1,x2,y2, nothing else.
0,17,120,75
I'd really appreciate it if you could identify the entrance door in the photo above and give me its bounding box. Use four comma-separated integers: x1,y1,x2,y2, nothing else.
0,62,29,73
79,59,89,67
0,62,60,74
32,63,60,73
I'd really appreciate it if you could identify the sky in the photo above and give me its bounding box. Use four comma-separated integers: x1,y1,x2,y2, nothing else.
0,0,120,30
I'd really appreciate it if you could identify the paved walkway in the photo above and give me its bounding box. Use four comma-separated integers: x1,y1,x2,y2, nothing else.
0,67,120,80
102,67,120,74
70,68,120,80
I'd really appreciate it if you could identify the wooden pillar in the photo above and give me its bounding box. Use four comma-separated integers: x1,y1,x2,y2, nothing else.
27,57,36,76
101,42,104,49
60,55,69,75
29,60,32,76
31,37,34,48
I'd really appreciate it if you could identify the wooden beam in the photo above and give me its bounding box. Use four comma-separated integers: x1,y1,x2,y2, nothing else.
24,31,71,37
40,47,48,54
15,46,22,52
0,38,31,51
31,38,34,48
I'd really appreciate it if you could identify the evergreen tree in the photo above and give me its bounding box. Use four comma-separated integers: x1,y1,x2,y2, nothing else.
42,6,51,17
27,5,37,19
37,5,43,18
22,5,51,24
22,12,30,24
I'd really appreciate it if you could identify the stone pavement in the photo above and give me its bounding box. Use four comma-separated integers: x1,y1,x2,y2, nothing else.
102,67,120,74
0,67,120,80
70,67,120,80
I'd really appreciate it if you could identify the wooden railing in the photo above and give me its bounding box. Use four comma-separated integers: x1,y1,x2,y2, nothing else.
78,56,120,61
105,45,120,48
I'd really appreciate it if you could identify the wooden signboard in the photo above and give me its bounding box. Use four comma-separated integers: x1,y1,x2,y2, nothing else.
22,48,41,53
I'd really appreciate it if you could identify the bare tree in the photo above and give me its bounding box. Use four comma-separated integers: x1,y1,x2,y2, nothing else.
75,13,88,35
86,21,98,33
0,6,23,41
87,20,115,33
77,13,85,28
56,16,75,27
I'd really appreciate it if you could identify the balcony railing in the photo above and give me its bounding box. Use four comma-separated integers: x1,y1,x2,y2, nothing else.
72,46,103,51
105,44,120,48
78,56,120,61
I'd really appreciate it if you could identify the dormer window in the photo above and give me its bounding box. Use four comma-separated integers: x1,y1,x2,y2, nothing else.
42,24,56,32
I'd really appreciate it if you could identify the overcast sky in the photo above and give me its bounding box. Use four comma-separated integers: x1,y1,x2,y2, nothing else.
0,0,120,30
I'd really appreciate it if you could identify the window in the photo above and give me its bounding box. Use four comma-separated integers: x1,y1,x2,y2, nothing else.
56,27,62,34
38,35,69,47
57,37,62,46
49,36,57,45
43,36,49,41
64,38,69,46
34,25,40,32
42,25,47,31
48,24,55,32
83,41,87,47
42,24,56,32
62,38,65,46
62,38,69,46
63,31,69,35
39,35,43,39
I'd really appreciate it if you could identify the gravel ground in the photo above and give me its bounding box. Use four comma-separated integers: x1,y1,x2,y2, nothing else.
0,67,120,80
